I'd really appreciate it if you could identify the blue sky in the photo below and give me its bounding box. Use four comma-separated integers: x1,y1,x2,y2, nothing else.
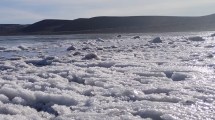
1,0,215,24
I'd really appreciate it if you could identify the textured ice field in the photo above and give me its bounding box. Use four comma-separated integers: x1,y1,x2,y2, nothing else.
0,32,215,120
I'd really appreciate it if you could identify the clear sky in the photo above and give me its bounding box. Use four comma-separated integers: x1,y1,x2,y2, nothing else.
1,0,215,24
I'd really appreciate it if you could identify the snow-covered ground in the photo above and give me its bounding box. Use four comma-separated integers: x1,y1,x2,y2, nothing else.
0,32,215,120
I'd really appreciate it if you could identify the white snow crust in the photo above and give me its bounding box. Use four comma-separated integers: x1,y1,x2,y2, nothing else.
0,32,215,120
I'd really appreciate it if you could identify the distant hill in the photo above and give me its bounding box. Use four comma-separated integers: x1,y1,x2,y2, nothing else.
1,14,215,35
0,24,28,35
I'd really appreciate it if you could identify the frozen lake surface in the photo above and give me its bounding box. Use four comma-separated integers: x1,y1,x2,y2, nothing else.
0,32,215,120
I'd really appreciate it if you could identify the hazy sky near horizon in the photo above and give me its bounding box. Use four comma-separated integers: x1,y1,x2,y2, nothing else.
1,0,215,24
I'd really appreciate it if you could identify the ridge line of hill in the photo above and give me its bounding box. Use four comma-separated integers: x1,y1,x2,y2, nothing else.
1,14,215,35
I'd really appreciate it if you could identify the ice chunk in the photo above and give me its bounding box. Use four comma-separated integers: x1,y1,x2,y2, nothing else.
83,89,95,96
97,61,115,68
163,71,174,78
51,104,71,115
0,47,6,50
188,36,205,41
206,54,213,58
0,62,15,70
4,47,21,52
211,33,215,37
161,114,179,120
18,45,28,50
152,37,162,43
143,88,172,95
97,47,103,50
8,57,22,61
134,110,163,120
34,92,78,106
82,46,91,50
73,51,81,56
0,94,9,103
68,74,85,84
204,45,215,48
182,99,196,105
12,97,27,105
133,36,140,39
0,106,22,115
107,88,144,101
111,45,118,48
82,53,100,60
67,45,76,51
135,72,166,77
171,72,188,81
25,57,56,66
25,59,52,66
96,38,104,42
117,35,122,38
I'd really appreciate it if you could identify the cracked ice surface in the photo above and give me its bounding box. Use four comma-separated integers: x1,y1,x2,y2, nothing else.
0,32,215,120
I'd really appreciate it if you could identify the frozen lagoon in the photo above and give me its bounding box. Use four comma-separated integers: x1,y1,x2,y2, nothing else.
0,32,215,120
